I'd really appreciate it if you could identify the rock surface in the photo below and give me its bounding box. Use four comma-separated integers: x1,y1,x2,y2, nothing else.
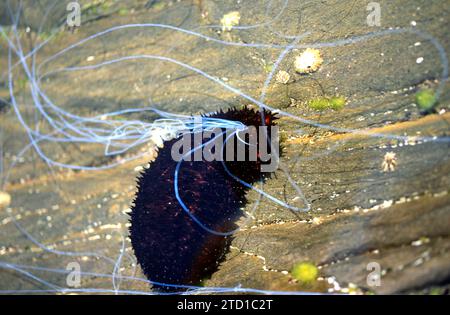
0,0,449,294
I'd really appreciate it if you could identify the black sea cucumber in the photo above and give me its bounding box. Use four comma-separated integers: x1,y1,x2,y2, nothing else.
129,106,279,291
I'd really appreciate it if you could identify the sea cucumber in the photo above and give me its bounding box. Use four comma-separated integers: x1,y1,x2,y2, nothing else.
129,106,279,291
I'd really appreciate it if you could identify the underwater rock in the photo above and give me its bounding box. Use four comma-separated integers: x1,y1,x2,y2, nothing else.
1,0,449,296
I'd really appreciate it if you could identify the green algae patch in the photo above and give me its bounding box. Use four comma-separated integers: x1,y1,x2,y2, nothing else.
118,8,129,16
291,262,318,283
415,89,437,112
308,96,346,111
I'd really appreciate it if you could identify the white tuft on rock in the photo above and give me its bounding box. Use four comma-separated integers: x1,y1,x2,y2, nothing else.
0,191,11,209
220,11,241,31
276,70,290,84
294,48,323,74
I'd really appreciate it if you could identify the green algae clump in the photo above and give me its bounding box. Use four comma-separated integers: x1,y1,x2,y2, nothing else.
415,89,437,112
291,262,318,283
308,96,346,111
329,96,346,109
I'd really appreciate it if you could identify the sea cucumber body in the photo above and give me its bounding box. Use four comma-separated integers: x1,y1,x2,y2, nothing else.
130,138,245,291
129,108,277,291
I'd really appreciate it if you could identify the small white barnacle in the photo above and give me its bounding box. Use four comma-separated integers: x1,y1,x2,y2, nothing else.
382,152,397,172
275,70,290,84
220,11,241,32
294,48,323,74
